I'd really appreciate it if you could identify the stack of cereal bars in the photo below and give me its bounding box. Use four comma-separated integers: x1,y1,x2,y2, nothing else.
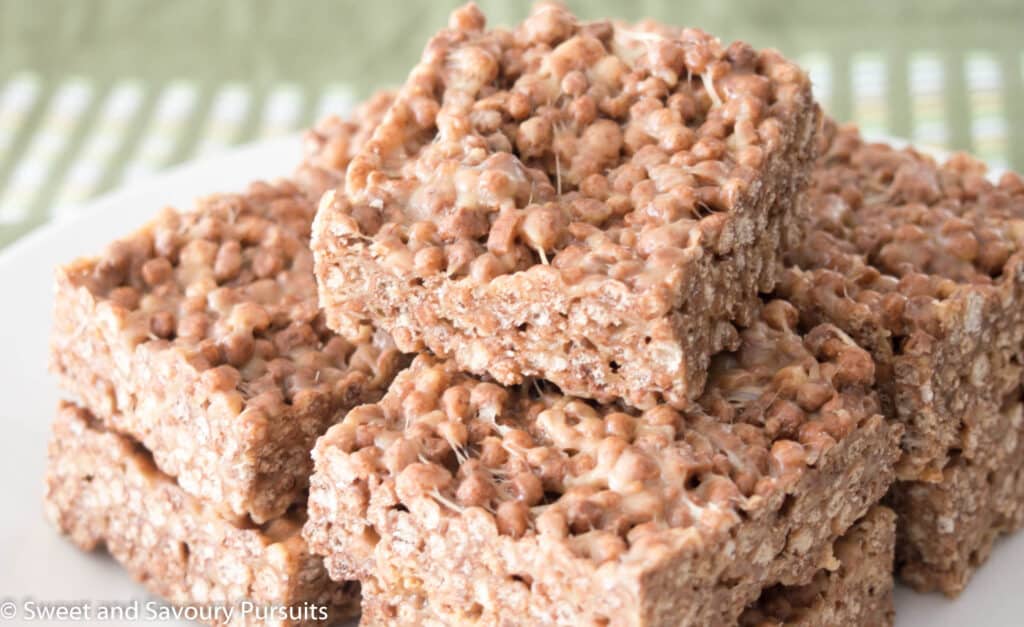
45,3,1024,625
46,93,404,625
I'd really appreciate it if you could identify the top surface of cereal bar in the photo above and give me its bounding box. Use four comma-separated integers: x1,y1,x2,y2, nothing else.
779,121,1024,480
788,122,1024,331
56,89,399,422
294,90,396,200
58,180,397,417
330,2,811,287
321,299,881,565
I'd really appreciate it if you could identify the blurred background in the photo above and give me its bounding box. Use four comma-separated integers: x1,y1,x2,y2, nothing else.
1,0,1022,247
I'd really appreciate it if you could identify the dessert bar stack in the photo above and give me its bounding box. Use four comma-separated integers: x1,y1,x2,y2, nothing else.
43,2,1024,625
305,4,901,625
314,4,818,409
304,313,900,625
45,97,405,625
779,120,1024,595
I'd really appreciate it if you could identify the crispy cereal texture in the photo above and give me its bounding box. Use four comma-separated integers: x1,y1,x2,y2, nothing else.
740,506,896,627
314,2,819,409
888,400,1024,596
50,93,405,522
778,120,1024,594
305,300,900,626
354,507,895,627
45,402,359,627
293,91,395,200
50,180,404,523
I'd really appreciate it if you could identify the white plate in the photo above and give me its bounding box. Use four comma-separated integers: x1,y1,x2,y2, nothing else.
0,135,1019,626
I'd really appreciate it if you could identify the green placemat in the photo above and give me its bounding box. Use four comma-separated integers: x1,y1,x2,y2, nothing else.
1,0,1022,248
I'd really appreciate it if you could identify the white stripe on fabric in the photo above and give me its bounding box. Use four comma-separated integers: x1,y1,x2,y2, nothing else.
0,78,93,223
195,83,251,156
965,51,1007,169
120,80,199,183
52,81,145,213
0,72,43,163
259,83,304,138
798,52,831,115
908,52,947,148
314,83,356,122
850,52,888,137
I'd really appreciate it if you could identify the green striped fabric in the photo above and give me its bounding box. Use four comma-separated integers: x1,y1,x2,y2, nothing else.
1,0,1022,249
0,73,356,245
